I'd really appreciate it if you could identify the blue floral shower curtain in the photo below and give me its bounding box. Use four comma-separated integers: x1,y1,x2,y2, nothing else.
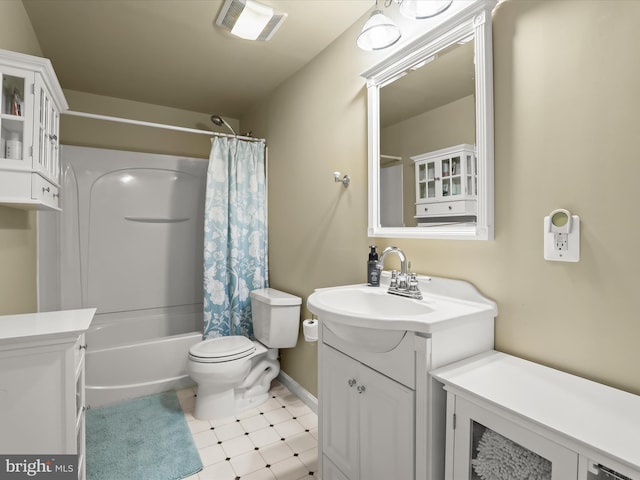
203,137,268,339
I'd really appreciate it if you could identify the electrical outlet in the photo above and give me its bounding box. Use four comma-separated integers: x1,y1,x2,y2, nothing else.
544,212,580,262
555,233,568,251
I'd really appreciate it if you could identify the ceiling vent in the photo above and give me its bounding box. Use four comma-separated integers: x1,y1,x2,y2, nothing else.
216,0,287,41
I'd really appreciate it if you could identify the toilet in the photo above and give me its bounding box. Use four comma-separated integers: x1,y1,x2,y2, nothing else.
187,288,302,420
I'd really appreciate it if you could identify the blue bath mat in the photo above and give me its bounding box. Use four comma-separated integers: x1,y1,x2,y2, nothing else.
86,391,202,480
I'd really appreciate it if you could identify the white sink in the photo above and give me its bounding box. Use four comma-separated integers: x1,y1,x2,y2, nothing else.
307,273,498,351
310,286,433,319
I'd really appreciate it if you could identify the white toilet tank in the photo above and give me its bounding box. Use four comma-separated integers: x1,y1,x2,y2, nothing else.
250,288,302,348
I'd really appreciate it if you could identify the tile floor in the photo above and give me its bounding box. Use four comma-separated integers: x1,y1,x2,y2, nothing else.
177,381,318,480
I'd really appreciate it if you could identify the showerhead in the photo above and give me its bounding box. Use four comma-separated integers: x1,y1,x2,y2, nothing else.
210,115,237,136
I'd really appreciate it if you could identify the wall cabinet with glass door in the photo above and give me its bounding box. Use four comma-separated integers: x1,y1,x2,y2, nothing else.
413,144,476,220
432,351,640,480
0,49,67,210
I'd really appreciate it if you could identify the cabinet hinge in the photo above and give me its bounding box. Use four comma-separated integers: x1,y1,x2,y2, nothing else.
29,145,33,157
31,83,35,94
452,413,456,430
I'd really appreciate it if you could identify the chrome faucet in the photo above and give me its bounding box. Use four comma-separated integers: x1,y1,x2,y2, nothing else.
376,246,422,300
378,246,407,275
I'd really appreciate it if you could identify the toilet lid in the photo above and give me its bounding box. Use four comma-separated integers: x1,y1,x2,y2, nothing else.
189,336,256,363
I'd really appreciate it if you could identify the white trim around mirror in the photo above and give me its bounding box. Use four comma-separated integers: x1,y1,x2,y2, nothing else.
363,0,496,240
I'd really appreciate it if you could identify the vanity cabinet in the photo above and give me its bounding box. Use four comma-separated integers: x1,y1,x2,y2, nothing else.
0,48,67,210
413,144,476,219
0,309,95,480
311,274,498,480
432,351,640,480
321,344,414,480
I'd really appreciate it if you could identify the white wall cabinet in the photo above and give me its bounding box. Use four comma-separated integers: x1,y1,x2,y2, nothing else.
413,144,476,220
432,351,640,480
0,309,95,480
321,344,414,480
0,49,67,210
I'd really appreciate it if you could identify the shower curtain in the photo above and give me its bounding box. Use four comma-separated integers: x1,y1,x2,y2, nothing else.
203,136,268,339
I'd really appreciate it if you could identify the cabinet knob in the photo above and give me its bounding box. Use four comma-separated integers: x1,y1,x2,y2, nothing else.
348,379,357,387
79,344,87,350
448,205,452,210
357,385,366,394
49,134,58,141
53,193,59,199
42,186,50,193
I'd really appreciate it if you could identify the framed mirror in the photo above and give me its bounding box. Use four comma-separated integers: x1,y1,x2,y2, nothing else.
363,0,496,240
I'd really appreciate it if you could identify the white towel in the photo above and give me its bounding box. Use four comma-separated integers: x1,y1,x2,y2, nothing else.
471,427,552,480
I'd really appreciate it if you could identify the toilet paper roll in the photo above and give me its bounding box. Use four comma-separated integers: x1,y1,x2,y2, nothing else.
303,319,318,342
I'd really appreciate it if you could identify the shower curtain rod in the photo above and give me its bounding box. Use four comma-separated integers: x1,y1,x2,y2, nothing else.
63,110,265,143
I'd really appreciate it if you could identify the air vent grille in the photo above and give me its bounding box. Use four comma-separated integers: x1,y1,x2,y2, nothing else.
216,0,245,31
256,13,286,41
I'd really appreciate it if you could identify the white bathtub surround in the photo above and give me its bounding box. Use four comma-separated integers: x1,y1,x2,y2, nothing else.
179,379,318,480
60,146,207,407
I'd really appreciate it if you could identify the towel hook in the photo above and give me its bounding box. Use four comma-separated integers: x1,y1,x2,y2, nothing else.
333,171,351,188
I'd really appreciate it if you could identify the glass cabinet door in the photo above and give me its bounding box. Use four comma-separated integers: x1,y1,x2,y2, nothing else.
426,161,437,199
452,396,578,480
0,67,32,167
417,163,427,200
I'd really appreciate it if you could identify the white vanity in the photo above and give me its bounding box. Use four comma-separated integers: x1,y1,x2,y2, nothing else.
432,351,640,480
0,308,96,480
308,273,498,480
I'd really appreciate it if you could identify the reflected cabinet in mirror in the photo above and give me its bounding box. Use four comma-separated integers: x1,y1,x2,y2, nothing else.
363,0,496,240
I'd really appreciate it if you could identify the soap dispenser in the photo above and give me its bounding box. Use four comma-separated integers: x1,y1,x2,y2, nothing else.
367,245,380,286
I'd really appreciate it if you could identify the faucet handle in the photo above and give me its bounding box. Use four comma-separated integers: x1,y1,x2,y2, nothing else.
390,270,398,288
409,272,419,292
397,272,408,290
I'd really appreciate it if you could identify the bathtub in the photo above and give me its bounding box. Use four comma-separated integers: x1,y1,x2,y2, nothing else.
85,306,203,407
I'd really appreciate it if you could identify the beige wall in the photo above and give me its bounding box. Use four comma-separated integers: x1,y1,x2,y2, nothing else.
0,0,42,314
244,0,640,397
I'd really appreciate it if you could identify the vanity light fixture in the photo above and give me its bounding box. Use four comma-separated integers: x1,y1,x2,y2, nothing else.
216,0,287,41
357,9,402,51
357,0,454,51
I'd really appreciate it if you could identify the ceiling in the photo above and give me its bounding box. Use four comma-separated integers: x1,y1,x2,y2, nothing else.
22,0,373,119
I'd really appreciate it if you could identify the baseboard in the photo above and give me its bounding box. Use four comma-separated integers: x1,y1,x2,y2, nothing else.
277,370,317,415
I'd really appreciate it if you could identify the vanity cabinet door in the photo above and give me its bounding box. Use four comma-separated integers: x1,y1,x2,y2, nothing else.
322,345,360,479
359,362,414,480
321,344,415,480
450,396,578,480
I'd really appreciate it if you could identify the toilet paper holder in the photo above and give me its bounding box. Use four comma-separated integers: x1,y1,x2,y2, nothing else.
303,317,318,342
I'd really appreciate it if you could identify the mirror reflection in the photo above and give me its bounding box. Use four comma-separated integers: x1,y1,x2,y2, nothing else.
379,38,476,228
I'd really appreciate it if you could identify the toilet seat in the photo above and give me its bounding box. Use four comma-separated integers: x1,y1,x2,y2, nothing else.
189,336,256,363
